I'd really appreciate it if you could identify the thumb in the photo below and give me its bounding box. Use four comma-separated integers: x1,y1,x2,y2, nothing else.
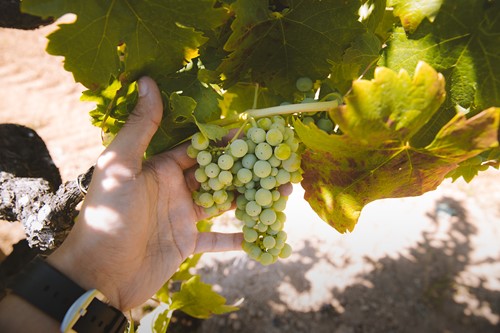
107,77,163,168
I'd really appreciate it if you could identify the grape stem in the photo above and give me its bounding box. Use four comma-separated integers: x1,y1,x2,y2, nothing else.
241,100,339,120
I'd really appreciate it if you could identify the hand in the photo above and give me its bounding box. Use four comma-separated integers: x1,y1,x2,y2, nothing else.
47,77,243,311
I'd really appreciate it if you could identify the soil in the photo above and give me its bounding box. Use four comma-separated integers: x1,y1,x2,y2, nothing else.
1,22,499,333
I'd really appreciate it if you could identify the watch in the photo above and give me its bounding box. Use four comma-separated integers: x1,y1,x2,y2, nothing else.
6,256,128,333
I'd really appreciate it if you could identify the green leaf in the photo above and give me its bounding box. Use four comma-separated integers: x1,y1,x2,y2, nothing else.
145,93,199,157
295,63,500,233
170,275,238,319
327,31,382,94
387,0,443,32
218,0,365,98
380,0,500,145
22,0,228,89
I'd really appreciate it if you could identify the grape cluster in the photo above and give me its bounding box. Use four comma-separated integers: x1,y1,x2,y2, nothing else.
187,116,302,265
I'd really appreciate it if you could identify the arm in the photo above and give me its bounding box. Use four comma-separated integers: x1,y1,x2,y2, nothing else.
0,77,243,331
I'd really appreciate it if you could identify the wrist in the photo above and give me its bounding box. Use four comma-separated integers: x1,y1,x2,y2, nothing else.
47,243,122,310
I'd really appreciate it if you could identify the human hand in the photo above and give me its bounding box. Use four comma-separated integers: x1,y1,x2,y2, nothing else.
48,77,243,311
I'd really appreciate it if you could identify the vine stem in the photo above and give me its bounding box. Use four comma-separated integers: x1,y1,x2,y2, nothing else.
242,100,339,119
209,100,339,128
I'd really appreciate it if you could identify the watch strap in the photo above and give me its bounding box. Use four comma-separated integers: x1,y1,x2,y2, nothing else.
7,256,128,333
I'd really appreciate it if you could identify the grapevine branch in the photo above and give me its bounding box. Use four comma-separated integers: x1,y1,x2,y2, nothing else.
243,100,339,119
0,124,94,252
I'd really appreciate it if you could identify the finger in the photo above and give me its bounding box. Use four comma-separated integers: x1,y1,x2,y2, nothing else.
107,77,163,170
194,232,244,254
158,142,197,170
184,167,200,193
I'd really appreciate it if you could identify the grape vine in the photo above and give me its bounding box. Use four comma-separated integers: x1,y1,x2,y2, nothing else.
20,0,500,329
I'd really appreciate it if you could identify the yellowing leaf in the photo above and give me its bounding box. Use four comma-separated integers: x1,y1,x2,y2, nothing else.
296,63,499,233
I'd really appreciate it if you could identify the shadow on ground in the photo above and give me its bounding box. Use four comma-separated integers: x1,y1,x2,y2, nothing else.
172,196,500,333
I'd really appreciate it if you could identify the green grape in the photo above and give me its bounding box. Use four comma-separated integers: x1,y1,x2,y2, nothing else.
246,139,256,154
282,153,301,172
245,181,256,190
208,178,223,191
194,168,208,183
236,195,248,210
296,77,313,92
248,245,262,260
276,230,287,242
235,208,245,221
242,154,257,169
279,243,292,259
248,127,266,143
272,115,286,125
213,190,228,205
231,160,243,174
268,248,281,256
204,163,220,178
317,118,334,133
273,196,287,212
260,176,277,190
257,117,272,130
218,154,234,170
191,132,209,150
276,211,287,224
245,200,262,217
200,182,211,191
266,128,284,146
285,137,300,152
196,150,212,166
271,168,279,177
290,170,303,183
217,199,232,211
270,219,283,231
260,209,277,225
237,168,253,183
198,192,214,208
276,169,291,185
245,188,256,201
256,222,268,232
253,160,272,178
274,236,285,249
255,142,273,160
243,227,258,243
230,139,249,158
263,235,276,249
242,213,257,227
186,145,199,159
259,252,274,266
270,122,285,134
302,116,315,126
268,155,281,167
204,205,219,217
271,190,281,202
218,170,233,185
255,188,273,206
274,143,291,160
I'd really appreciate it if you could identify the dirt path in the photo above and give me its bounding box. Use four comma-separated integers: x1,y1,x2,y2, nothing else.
1,23,499,333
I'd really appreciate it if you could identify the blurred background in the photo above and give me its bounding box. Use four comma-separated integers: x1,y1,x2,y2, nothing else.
1,23,499,333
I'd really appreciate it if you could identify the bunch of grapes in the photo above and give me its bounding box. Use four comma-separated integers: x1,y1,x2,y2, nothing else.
187,115,302,265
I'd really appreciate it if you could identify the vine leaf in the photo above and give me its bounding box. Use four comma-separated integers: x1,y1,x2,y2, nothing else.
170,275,238,319
218,0,365,98
22,0,228,90
295,62,500,233
388,0,443,32
381,0,500,146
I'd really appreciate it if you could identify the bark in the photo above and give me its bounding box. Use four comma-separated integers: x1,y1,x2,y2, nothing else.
0,124,94,251
0,0,54,30
0,168,93,251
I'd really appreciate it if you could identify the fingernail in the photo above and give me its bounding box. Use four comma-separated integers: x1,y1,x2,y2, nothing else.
138,78,149,97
